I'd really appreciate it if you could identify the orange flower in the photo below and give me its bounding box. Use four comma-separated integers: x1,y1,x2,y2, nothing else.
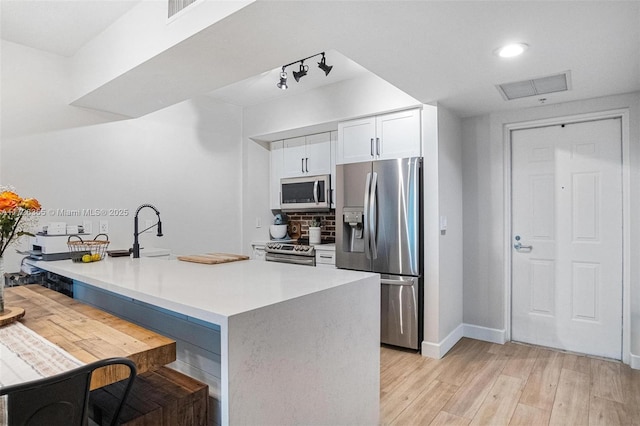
0,191,22,212
20,198,41,211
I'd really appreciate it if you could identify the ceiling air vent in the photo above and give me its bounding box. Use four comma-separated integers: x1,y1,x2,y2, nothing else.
497,71,571,101
168,0,198,18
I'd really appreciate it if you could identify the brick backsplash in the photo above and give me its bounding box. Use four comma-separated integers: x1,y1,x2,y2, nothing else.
284,212,336,240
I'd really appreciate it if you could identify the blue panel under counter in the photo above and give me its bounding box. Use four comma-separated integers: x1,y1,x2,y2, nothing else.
73,280,222,398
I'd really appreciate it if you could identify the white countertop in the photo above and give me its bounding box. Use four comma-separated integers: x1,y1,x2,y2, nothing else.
29,257,376,326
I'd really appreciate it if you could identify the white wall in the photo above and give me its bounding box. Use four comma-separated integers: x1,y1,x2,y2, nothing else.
421,104,465,358
437,107,464,340
461,92,640,364
1,40,243,271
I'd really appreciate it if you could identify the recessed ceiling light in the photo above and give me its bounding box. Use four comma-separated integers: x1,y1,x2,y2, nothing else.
495,43,529,58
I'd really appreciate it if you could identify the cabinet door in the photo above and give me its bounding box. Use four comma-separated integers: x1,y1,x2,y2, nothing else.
330,131,337,207
282,136,306,177
304,132,331,175
270,141,284,209
337,116,376,164
252,244,266,261
376,109,421,160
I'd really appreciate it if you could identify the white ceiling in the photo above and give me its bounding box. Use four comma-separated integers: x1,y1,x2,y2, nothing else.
1,1,639,118
0,0,141,58
208,50,372,107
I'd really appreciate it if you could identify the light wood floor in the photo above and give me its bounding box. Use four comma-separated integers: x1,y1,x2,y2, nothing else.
380,338,640,425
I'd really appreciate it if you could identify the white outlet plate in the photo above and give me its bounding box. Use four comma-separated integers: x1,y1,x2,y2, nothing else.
83,220,93,234
256,217,261,228
99,220,109,233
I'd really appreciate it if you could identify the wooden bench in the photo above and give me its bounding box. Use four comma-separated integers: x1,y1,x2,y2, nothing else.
89,366,209,426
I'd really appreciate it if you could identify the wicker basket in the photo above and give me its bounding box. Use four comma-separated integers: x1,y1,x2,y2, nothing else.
68,234,110,263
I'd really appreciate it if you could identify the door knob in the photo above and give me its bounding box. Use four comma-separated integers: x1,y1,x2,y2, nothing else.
513,235,532,251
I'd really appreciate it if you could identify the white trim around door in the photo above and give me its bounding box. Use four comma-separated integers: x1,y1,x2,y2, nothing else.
503,108,631,365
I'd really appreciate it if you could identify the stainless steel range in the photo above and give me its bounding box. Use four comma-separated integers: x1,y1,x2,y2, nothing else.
265,243,316,266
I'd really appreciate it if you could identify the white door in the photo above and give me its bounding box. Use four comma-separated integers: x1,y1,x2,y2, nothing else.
511,118,622,359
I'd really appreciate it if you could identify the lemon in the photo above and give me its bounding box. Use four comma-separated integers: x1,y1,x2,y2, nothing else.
82,254,92,263
91,253,101,262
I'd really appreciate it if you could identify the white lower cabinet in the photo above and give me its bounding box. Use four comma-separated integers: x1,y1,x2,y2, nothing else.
315,244,336,268
251,243,266,261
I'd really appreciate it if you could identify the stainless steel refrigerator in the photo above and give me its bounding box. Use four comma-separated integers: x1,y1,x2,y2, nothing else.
336,157,423,350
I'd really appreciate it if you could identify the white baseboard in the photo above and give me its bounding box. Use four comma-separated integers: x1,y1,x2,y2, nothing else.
630,352,640,370
463,323,506,344
422,323,638,370
421,324,464,359
421,323,505,359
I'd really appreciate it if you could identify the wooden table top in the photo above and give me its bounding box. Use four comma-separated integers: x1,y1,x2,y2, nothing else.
3,285,176,389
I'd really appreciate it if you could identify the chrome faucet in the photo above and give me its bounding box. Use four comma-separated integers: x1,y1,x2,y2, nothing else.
132,204,163,258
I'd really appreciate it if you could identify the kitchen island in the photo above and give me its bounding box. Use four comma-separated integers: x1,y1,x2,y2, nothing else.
27,256,380,425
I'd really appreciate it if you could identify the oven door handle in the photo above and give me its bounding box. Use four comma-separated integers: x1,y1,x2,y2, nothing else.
265,253,316,266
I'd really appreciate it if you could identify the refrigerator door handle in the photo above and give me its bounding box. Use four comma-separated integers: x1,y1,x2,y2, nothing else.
370,171,378,259
364,172,372,259
381,278,415,286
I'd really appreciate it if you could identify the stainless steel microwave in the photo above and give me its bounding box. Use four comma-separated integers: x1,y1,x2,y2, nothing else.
280,174,331,211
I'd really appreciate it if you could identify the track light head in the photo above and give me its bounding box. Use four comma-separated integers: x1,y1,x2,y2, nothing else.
318,54,332,76
277,71,288,90
293,62,308,82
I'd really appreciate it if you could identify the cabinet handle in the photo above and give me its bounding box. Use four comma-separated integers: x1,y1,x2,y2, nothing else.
301,158,304,173
370,138,374,157
376,137,380,156
305,158,309,173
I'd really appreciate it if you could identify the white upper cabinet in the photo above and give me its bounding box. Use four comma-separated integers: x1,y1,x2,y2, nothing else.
330,131,337,208
376,109,421,160
337,108,421,164
337,116,377,164
270,132,334,210
282,136,307,177
282,133,332,177
270,140,284,210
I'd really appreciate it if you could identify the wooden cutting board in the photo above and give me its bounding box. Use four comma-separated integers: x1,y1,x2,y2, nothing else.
177,253,250,265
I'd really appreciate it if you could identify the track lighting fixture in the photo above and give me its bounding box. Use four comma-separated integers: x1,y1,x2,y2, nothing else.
277,69,288,90
276,52,333,89
318,53,333,76
293,61,308,82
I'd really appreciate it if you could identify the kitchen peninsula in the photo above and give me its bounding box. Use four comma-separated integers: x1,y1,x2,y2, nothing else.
26,256,380,425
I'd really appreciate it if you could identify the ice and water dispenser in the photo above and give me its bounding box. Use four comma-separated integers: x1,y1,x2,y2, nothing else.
342,208,364,253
